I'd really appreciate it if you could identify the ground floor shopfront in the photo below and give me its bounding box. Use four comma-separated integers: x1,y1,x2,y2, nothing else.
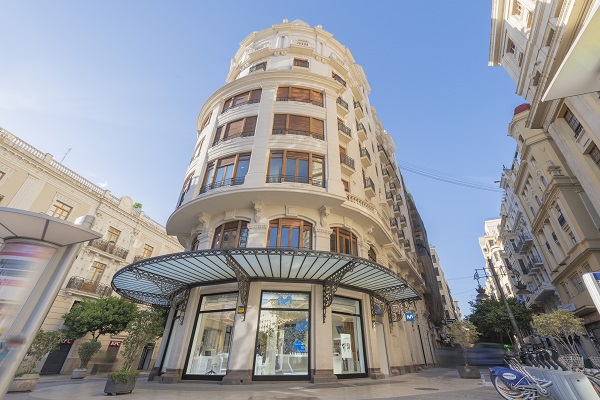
112,248,433,384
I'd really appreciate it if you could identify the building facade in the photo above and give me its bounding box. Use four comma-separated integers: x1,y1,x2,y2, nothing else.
112,20,442,384
490,0,600,342
0,128,183,374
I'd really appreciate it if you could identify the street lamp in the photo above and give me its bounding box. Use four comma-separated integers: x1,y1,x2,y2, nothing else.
473,258,526,348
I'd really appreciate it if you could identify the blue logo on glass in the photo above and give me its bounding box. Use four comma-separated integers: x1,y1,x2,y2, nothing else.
405,312,415,322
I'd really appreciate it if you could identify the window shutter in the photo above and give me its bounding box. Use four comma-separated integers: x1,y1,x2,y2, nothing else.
213,126,223,145
273,114,287,132
311,90,323,105
277,87,289,99
243,116,257,133
219,155,237,166
226,119,244,137
250,89,262,102
233,91,249,106
290,87,310,102
289,114,310,133
311,118,324,136
223,98,233,111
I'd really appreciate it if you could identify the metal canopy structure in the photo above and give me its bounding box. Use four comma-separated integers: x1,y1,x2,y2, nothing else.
112,248,421,323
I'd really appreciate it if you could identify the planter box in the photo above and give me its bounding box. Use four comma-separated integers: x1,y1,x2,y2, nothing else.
71,368,87,379
104,373,138,395
457,365,481,379
8,374,39,392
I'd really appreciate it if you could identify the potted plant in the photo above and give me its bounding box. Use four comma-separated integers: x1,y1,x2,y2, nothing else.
8,330,62,392
446,319,481,378
104,309,165,395
71,339,101,379
62,297,137,379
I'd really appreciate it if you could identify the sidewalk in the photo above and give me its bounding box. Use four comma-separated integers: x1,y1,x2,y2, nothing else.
5,368,499,400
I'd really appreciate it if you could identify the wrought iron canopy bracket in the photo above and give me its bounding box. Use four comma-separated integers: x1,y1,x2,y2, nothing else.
370,295,389,328
170,287,191,325
132,268,186,297
118,288,170,308
322,261,357,323
225,254,251,321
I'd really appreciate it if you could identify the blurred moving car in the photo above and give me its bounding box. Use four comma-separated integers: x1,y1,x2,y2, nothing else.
466,342,504,366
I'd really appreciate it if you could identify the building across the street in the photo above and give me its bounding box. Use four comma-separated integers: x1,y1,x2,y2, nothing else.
0,128,183,374
112,19,444,384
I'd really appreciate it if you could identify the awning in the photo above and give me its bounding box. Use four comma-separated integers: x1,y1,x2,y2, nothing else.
543,1,600,101
112,248,421,322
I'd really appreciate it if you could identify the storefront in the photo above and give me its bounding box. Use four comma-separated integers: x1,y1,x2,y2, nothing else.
112,248,420,383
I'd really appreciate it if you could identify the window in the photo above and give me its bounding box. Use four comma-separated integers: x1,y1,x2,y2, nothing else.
564,108,585,138
431,254,437,263
332,71,346,87
213,116,257,146
330,227,358,256
570,273,585,294
506,38,516,55
178,173,194,206
201,113,211,130
589,144,600,167
222,89,262,113
434,267,440,276
272,113,325,140
512,0,522,15
368,246,376,262
191,138,204,161
268,219,312,249
107,226,121,245
213,221,249,249
293,58,309,68
249,62,266,73
201,153,250,193
532,70,541,86
552,232,558,243
87,261,107,285
545,28,555,47
49,200,72,220
341,179,350,192
331,297,366,377
267,150,325,187
276,87,323,106
562,282,572,299
438,281,443,290
142,244,154,258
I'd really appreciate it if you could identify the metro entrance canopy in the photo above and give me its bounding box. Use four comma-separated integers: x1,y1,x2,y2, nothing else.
112,248,421,322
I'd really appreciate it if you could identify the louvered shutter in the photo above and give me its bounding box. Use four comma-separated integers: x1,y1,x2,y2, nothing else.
273,114,287,134
226,119,244,138
233,91,249,106
311,118,324,138
276,87,289,99
289,115,310,135
311,90,323,106
243,116,257,134
290,87,310,102
250,89,262,102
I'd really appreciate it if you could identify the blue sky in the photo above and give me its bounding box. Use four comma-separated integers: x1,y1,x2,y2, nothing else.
1,1,523,316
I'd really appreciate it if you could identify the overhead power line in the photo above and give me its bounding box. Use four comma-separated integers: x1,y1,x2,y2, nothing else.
397,162,503,193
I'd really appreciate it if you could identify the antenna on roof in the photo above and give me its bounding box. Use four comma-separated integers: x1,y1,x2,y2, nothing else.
60,148,72,163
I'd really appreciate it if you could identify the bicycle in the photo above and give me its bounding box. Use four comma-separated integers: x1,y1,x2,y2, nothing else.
489,353,553,400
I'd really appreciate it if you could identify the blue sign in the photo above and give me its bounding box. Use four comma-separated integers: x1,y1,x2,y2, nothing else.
405,312,415,322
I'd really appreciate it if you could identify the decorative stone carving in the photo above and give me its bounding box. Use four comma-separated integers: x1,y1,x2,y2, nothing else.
195,212,210,232
253,201,264,223
319,205,330,227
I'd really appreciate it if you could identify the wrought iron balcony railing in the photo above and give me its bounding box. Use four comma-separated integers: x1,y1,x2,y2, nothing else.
212,131,255,146
88,239,129,260
336,97,349,110
360,146,371,162
272,129,324,140
339,153,355,170
332,73,346,87
354,101,363,112
338,123,352,138
558,214,566,227
276,97,323,107
66,276,112,297
266,175,325,188
199,177,246,194
363,177,375,191
221,99,260,114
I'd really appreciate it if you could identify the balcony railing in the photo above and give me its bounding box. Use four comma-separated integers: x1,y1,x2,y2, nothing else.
272,129,324,141
354,101,363,112
363,177,375,191
390,217,398,227
399,215,407,225
276,97,323,107
134,254,151,262
386,191,394,201
338,123,352,138
221,99,260,114
336,97,349,110
293,59,309,68
200,177,246,194
516,233,533,254
393,204,401,213
530,255,543,266
212,131,255,146
360,146,371,162
339,153,355,170
356,123,365,132
88,239,129,260
332,73,346,87
66,276,112,297
266,175,325,188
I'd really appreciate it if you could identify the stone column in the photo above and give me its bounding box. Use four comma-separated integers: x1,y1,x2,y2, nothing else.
315,228,332,251
311,284,337,383
246,223,268,248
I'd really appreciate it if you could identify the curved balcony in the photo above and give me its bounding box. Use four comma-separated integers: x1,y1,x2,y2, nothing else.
66,276,112,297
212,130,255,147
273,129,324,141
266,175,324,188
88,239,129,260
221,99,260,114
199,177,246,195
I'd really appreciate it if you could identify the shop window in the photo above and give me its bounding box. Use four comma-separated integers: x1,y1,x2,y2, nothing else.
254,291,310,379
267,150,324,187
268,219,312,250
212,221,249,249
201,153,250,194
330,227,358,256
213,116,257,146
272,113,325,140
222,89,262,113
184,293,238,378
331,297,366,377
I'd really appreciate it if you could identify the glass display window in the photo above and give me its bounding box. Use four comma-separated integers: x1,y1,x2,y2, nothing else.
331,296,366,377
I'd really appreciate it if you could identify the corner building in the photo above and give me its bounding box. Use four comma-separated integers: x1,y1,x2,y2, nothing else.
113,20,435,384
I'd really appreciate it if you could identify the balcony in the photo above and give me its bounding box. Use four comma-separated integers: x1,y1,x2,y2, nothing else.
390,217,399,232
200,177,246,194
338,123,352,143
516,233,533,254
393,204,401,215
339,153,355,175
404,239,411,249
396,194,404,205
273,129,324,141
382,168,391,182
266,175,325,188
221,99,260,114
399,215,407,227
66,276,112,297
363,177,376,198
354,101,364,119
386,191,395,205
290,40,313,56
532,282,556,302
88,239,129,260
336,97,349,115
360,146,372,167
247,43,271,62
377,144,387,164
397,229,405,239
134,254,150,263
212,130,255,146
332,71,347,87
356,123,367,141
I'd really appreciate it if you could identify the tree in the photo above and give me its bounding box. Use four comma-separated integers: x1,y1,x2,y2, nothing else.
63,297,137,341
133,202,143,210
119,309,166,371
467,298,532,344
532,309,585,354
21,330,64,373
446,320,480,366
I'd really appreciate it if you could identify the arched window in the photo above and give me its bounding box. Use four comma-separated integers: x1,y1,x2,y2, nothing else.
330,227,358,256
212,221,248,249
268,219,312,249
